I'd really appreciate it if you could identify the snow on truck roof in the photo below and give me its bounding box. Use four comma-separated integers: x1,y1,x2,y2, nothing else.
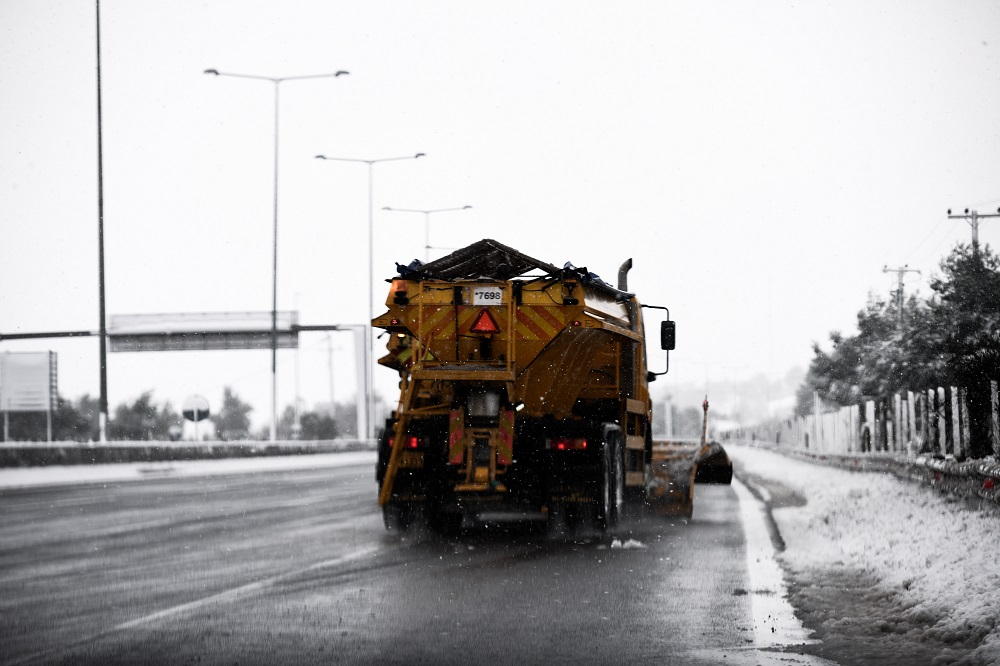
394,238,632,299
398,239,559,280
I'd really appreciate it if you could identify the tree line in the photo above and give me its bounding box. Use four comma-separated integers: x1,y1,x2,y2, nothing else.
797,242,1000,458
2,386,350,442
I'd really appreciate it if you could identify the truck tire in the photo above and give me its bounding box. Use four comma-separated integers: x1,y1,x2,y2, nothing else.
376,418,395,483
382,503,411,532
597,426,623,531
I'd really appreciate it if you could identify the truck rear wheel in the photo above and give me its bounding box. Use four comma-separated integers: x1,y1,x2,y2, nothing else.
597,426,623,531
382,503,411,531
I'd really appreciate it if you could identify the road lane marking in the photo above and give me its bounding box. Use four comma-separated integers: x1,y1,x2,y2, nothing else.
732,477,816,648
113,544,382,631
2,543,388,666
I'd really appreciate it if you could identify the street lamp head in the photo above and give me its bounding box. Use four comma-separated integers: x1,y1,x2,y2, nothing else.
382,206,393,211
204,69,219,75
415,153,426,159
336,70,350,76
315,155,327,160
462,205,473,210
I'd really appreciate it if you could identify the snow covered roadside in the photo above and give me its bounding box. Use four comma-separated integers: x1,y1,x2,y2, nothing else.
0,450,377,489
728,443,1000,666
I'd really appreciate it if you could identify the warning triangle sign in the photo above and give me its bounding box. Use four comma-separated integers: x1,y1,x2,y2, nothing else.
470,308,501,334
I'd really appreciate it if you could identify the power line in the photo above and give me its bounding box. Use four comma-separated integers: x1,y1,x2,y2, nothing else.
911,219,959,268
901,216,954,264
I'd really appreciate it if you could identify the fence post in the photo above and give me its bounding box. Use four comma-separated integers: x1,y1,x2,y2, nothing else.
959,386,970,459
865,400,875,452
892,393,905,451
813,391,822,451
840,405,848,453
851,404,860,452
886,408,894,452
949,386,961,458
925,389,933,453
907,391,916,456
991,380,999,456
937,387,947,455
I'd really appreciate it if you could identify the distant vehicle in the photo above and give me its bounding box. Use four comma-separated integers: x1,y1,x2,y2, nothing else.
373,239,730,531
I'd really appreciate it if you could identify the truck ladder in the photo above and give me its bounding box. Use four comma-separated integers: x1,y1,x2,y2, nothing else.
377,374,419,507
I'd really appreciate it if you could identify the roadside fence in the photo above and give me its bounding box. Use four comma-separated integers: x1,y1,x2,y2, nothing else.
726,379,1000,506
734,381,1000,458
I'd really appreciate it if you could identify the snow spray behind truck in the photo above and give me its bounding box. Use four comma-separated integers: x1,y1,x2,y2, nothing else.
373,239,731,531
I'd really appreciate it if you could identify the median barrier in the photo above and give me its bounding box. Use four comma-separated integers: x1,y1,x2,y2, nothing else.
0,439,376,468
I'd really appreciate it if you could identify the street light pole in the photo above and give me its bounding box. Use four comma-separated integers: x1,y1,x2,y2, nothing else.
382,206,473,262
95,0,108,442
314,153,425,442
205,68,348,442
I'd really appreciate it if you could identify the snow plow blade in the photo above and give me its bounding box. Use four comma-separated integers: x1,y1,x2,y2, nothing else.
694,442,734,484
647,440,733,518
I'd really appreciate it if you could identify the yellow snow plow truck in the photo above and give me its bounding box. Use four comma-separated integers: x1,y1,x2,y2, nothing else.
373,239,731,531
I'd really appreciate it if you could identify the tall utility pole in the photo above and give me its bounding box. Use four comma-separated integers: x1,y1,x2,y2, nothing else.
947,208,1000,259
95,0,108,442
882,264,921,326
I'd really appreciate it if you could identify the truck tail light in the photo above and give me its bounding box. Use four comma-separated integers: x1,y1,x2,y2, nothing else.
391,434,426,449
547,437,588,451
391,279,410,304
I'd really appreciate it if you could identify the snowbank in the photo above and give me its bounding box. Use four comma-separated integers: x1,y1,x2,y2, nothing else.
729,444,1000,665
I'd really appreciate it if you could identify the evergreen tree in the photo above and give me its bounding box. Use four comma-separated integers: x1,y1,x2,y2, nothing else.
213,386,253,441
53,393,100,441
300,411,338,440
108,392,180,440
797,242,1000,458
929,243,1000,457
276,404,339,440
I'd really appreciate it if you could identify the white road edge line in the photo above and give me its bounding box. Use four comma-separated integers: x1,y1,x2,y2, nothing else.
732,477,817,648
114,545,382,631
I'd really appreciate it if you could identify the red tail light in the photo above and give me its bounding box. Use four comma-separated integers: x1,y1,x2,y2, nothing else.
547,437,588,451
390,434,426,449
391,279,410,304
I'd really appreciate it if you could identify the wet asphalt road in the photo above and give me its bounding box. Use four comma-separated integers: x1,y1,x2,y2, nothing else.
0,460,825,666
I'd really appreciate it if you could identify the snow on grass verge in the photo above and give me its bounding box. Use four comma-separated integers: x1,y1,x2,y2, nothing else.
728,444,1000,666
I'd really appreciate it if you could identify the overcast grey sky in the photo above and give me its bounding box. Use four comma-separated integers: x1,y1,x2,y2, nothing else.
2,0,999,430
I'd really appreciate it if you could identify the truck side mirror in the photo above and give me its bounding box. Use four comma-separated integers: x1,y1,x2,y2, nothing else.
661,320,676,351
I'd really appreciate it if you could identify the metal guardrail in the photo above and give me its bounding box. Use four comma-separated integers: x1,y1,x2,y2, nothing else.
731,440,1000,507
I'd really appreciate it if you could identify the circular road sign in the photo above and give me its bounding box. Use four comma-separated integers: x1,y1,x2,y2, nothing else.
182,394,210,422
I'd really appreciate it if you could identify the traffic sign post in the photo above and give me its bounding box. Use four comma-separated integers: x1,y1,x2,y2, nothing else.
182,394,210,441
